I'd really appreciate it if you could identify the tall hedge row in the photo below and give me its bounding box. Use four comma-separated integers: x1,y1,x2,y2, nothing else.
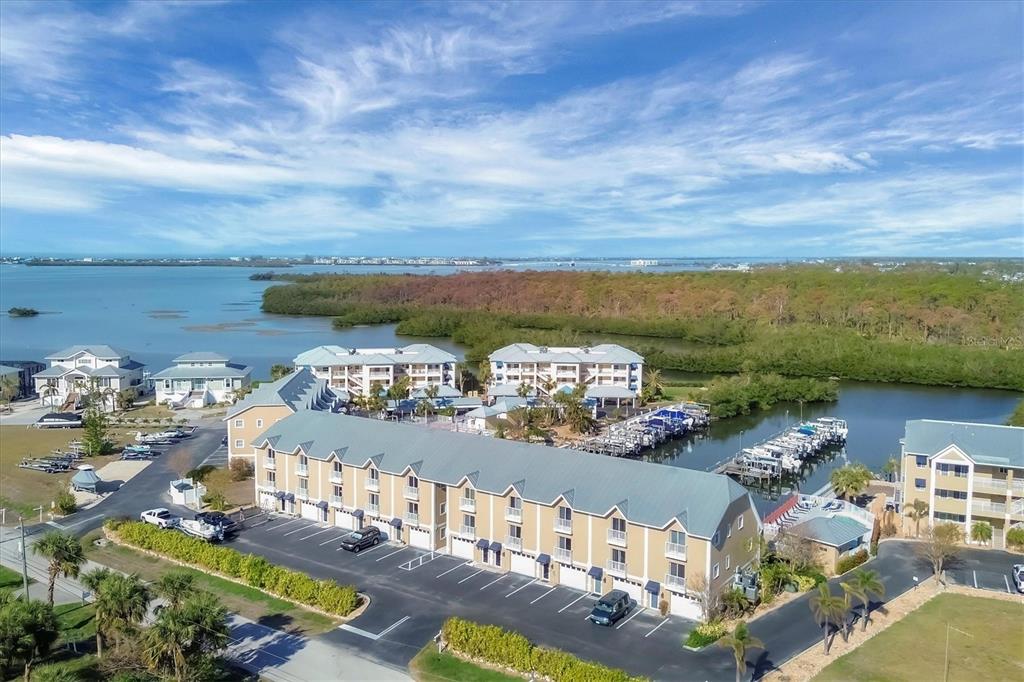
441,617,646,682
108,520,360,616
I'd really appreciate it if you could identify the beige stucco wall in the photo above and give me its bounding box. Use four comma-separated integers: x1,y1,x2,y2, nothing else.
228,404,293,460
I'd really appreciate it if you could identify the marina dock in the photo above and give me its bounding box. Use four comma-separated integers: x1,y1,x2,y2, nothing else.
573,401,711,456
712,417,849,486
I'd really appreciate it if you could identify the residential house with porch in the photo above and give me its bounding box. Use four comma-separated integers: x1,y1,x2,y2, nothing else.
32,345,145,411
250,410,759,619
293,344,457,397
152,352,252,408
900,419,1024,549
488,344,644,400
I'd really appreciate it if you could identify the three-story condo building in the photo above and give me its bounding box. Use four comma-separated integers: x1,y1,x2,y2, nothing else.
488,344,644,400
900,420,1024,549
224,368,344,462
251,410,759,619
294,344,457,397
152,352,252,408
33,345,145,411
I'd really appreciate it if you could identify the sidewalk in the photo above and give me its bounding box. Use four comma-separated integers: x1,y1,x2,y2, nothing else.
0,534,411,682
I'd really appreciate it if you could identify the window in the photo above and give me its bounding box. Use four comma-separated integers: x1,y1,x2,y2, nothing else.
612,517,626,533
727,524,732,538
508,524,522,539
509,496,521,509
234,419,244,428
438,525,446,541
712,531,720,545
266,471,276,484
333,461,342,475
369,493,379,507
368,468,379,482
738,515,744,530
463,488,475,501
668,562,685,579
746,538,754,552
439,502,447,516
256,418,263,428
299,454,308,467
611,548,626,564
463,514,475,529
725,555,731,570
936,489,968,500
408,475,418,488
937,463,968,477
234,439,243,449
713,563,720,579
299,479,308,494
670,530,686,546
332,485,342,498
557,536,571,552
407,502,419,515
915,455,928,467
558,506,572,522
934,511,966,523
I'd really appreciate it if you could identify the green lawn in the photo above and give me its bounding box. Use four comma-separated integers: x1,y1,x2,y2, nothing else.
410,644,522,682
54,602,97,646
815,593,1024,681
0,565,29,590
84,532,337,636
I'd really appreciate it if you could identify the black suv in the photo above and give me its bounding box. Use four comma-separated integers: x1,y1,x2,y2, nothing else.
587,590,633,626
340,526,381,552
195,511,238,537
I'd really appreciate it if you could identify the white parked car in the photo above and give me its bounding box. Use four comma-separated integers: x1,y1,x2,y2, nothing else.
1012,564,1024,594
140,508,181,528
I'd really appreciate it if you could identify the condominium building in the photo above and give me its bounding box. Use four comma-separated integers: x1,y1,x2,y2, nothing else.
33,345,145,411
251,410,759,618
224,368,344,462
900,420,1024,549
488,344,644,400
152,352,252,408
294,344,457,396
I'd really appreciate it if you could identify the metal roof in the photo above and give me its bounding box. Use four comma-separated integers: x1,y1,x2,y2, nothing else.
152,363,252,380
904,420,1024,468
489,383,535,397
252,410,752,538
490,343,644,365
410,385,462,399
45,345,131,360
225,368,338,418
294,343,456,368
172,351,232,363
585,385,637,399
789,514,869,548
0,364,21,377
34,363,141,379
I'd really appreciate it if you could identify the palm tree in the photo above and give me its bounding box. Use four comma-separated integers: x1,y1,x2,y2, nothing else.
642,368,664,402
32,531,85,606
970,520,992,546
42,383,58,408
841,569,885,631
154,571,195,609
516,382,533,398
86,570,151,658
717,621,764,682
144,591,229,682
477,361,492,387
0,373,19,411
554,384,595,434
904,499,929,538
387,375,411,400
829,463,872,500
539,378,557,402
808,583,848,654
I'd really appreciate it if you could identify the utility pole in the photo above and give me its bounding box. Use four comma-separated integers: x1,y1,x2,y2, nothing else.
19,517,29,600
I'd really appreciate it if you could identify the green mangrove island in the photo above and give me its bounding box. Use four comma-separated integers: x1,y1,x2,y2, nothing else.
261,266,1024,392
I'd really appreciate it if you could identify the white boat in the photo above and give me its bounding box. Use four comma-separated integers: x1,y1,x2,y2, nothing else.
178,519,222,542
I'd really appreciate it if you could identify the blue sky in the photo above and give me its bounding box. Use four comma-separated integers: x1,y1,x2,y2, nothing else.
1,0,1021,257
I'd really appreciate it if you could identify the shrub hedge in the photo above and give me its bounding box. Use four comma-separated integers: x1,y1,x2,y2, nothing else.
441,617,646,682
106,519,360,616
684,621,727,648
836,549,870,575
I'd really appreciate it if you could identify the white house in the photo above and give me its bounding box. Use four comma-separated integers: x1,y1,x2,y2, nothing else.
152,352,252,408
488,343,644,399
293,343,457,397
33,345,146,412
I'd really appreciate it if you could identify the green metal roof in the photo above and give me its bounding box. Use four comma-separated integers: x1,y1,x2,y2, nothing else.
904,420,1024,468
790,514,869,548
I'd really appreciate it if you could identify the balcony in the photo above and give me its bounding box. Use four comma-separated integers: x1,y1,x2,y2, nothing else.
405,512,419,526
296,464,309,477
606,560,626,577
264,458,276,470
505,506,523,522
554,518,572,534
330,472,343,484
365,478,380,492
404,485,420,501
506,535,523,552
607,529,627,547
973,477,1008,494
330,495,343,507
972,500,1006,516
459,525,476,540
553,547,572,563
297,489,309,501
368,503,380,515
261,483,276,493
459,497,476,513
665,542,687,560
665,574,687,592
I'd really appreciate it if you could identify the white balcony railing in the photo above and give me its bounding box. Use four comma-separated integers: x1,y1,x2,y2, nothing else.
459,524,476,540
404,485,420,501
553,547,572,563
297,489,309,501
405,512,419,526
296,464,309,477
264,458,276,470
365,478,380,492
665,542,687,560
330,472,343,484
506,535,523,552
972,500,1006,515
330,495,343,507
261,483,276,492
607,529,627,546
505,506,523,522
554,518,572,534
368,503,380,515
606,560,626,577
459,497,476,513
973,477,1008,494
665,573,687,591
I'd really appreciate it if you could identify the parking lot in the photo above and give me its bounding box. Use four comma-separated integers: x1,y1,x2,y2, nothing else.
228,510,697,677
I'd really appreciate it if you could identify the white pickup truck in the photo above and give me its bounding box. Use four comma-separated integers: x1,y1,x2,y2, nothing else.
140,508,181,529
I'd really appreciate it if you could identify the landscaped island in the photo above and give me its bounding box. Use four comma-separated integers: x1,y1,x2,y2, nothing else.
262,267,1024,390
7,306,39,317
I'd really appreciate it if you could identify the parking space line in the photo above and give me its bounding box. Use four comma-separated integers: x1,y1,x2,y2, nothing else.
615,607,645,630
376,548,407,562
377,615,411,639
297,528,335,542
319,534,344,547
1004,575,1012,593
349,542,389,557
505,579,537,598
270,518,303,531
458,569,484,584
558,592,589,613
437,563,469,578
479,574,508,591
644,617,669,638
284,523,318,537
530,586,558,604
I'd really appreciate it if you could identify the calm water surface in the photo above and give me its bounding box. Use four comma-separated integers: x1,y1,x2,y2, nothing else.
2,265,1018,512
